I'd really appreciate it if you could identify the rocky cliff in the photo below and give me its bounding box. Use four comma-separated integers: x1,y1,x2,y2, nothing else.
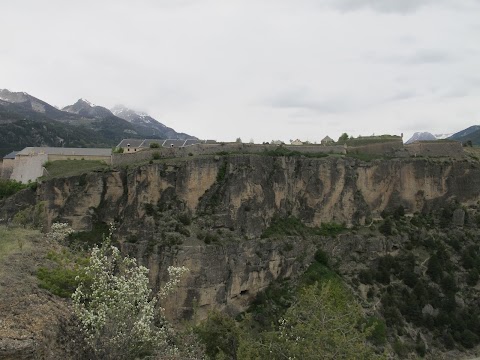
3,155,480,319
3,154,480,358
31,155,480,234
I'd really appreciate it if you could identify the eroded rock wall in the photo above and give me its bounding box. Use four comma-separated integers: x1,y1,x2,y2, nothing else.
3,155,480,320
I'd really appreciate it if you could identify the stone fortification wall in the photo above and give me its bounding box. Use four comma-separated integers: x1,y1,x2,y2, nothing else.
347,139,404,155
112,143,346,166
0,159,14,179
48,154,111,164
405,141,464,158
10,154,48,183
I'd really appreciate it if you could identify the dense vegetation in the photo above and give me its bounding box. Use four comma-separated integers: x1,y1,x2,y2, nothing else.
0,178,27,199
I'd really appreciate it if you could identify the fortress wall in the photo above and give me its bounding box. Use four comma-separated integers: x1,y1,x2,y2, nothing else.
111,143,346,166
405,141,464,158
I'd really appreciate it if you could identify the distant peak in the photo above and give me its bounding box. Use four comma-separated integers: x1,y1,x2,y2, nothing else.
78,98,96,107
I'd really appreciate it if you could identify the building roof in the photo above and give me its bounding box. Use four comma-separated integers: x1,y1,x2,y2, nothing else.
322,136,334,142
16,147,112,156
162,139,187,148
3,151,18,159
117,138,217,148
117,139,145,148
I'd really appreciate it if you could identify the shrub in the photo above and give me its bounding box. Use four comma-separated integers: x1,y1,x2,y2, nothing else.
365,317,387,346
37,266,83,298
314,249,329,267
149,142,160,148
467,268,479,286
0,179,27,199
152,152,161,160
72,230,190,359
379,218,393,236
195,311,240,360
178,212,192,226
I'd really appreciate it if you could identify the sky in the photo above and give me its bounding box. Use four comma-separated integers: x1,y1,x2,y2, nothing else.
1,0,479,143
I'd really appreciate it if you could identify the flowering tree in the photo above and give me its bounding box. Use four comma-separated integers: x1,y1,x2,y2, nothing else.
72,226,189,359
47,222,75,242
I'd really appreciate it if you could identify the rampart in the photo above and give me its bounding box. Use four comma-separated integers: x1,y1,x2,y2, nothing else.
405,141,465,158
10,154,48,183
47,154,111,163
112,143,346,166
346,139,404,155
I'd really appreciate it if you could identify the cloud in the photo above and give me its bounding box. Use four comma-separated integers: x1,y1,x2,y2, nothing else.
319,0,436,14
386,90,418,102
377,49,455,65
402,50,454,64
267,87,350,114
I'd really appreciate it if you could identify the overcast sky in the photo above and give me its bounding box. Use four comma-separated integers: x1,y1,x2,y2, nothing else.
1,0,479,142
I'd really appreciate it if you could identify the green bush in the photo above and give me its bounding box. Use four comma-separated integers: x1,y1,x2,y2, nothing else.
216,161,228,182
152,152,161,160
195,311,240,360
314,249,329,267
365,317,387,346
178,212,192,226
149,142,160,148
37,266,83,298
0,179,27,199
379,218,393,236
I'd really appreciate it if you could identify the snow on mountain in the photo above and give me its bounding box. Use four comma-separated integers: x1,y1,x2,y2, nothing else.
405,132,437,144
405,132,455,144
433,133,453,140
62,99,113,118
111,104,196,139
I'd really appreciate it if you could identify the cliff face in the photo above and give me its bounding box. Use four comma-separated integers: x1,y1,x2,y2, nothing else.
3,155,480,358
35,156,480,234
4,155,480,321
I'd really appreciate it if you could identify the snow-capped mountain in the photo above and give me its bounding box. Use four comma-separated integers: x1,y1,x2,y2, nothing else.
0,89,198,154
111,105,196,140
63,99,114,119
0,89,68,119
405,132,454,144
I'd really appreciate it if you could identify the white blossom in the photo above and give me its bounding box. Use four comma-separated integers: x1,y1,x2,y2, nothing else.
72,225,190,359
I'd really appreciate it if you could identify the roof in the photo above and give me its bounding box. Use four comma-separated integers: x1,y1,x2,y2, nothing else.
322,136,334,142
117,138,217,148
162,139,187,148
3,151,18,159
117,139,145,148
16,147,112,157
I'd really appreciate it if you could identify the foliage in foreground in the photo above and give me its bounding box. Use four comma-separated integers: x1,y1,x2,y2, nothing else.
0,178,27,199
71,226,192,359
37,223,85,298
238,280,382,360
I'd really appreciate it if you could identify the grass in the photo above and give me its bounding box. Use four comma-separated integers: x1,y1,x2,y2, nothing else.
0,225,38,262
41,160,108,180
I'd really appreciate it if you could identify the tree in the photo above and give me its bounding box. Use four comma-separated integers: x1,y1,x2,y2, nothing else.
235,137,242,143
338,132,349,142
72,226,190,359
238,281,382,360
195,310,240,359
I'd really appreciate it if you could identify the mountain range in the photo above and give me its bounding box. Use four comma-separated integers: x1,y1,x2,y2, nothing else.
404,132,453,144
405,127,480,145
0,89,195,157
